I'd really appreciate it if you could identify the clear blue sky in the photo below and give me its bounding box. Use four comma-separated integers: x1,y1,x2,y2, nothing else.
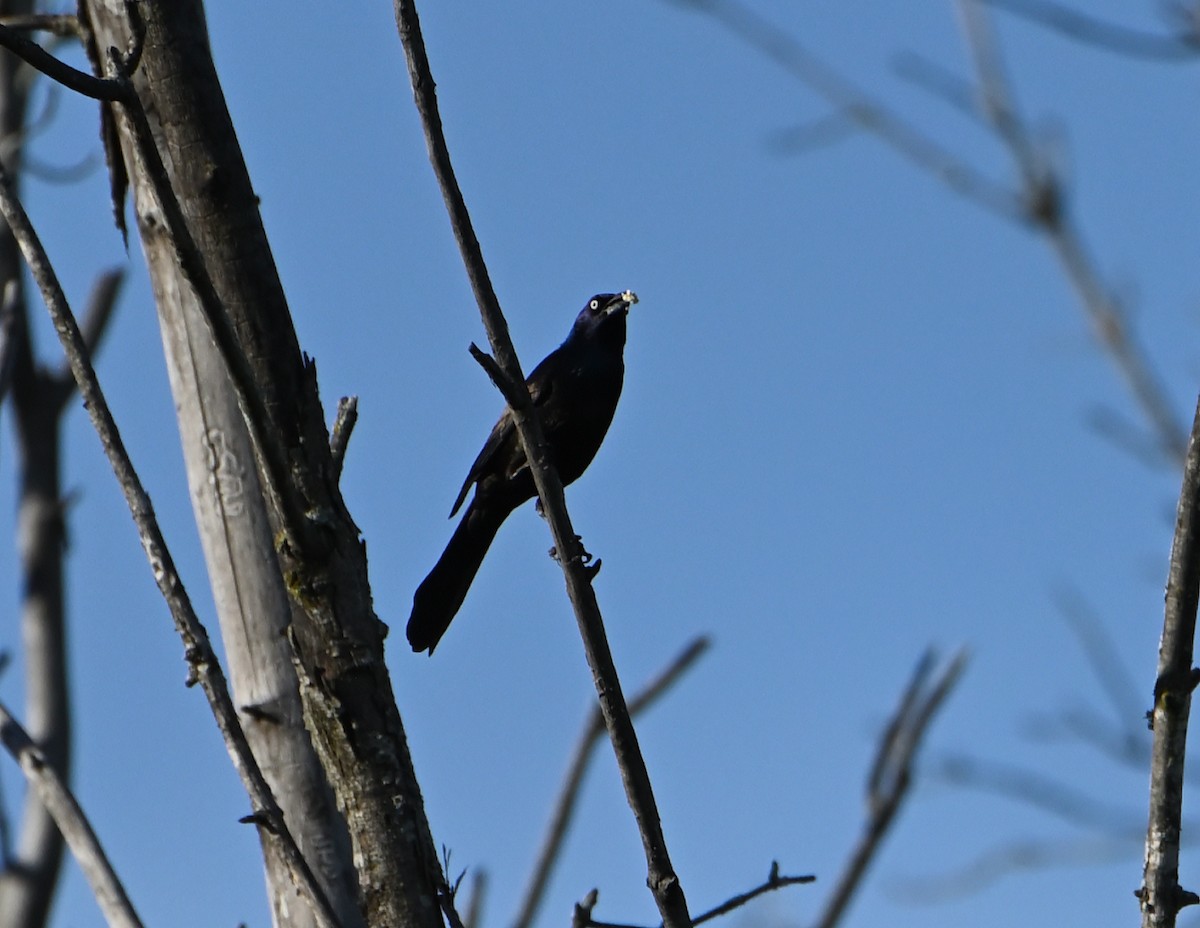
1,2,1197,926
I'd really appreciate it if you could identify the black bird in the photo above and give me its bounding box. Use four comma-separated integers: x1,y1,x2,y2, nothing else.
406,291,639,654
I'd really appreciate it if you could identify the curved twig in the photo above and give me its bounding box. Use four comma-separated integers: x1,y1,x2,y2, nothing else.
0,23,124,100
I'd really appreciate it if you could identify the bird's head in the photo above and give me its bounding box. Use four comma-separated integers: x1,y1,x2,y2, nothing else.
570,290,638,349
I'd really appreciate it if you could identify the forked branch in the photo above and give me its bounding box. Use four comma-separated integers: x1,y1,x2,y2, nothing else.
813,648,968,928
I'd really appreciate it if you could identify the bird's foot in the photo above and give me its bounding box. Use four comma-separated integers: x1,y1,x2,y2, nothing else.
548,535,594,566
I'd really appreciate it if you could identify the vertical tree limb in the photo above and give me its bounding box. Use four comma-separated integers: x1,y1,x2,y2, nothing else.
1139,397,1200,927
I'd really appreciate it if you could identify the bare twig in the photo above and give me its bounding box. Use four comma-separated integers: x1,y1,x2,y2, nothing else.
52,267,122,391
463,870,487,928
690,862,814,926
0,22,123,100
329,395,358,480
672,0,1188,467
0,14,80,38
1022,706,1148,770
0,163,344,928
667,0,1020,218
1140,396,1200,926
392,4,692,927
0,278,16,406
812,648,968,928
0,701,143,928
577,863,814,928
939,754,1141,834
893,834,1134,902
1048,584,1145,725
514,637,710,928
954,0,1188,465
982,0,1200,60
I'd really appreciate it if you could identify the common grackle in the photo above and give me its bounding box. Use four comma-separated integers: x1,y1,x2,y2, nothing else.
406,291,639,654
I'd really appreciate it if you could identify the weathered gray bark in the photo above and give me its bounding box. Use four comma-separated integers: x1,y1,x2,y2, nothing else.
0,6,71,926
149,263,363,928
77,2,448,925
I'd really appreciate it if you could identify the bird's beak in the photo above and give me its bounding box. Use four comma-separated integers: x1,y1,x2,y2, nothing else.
605,290,638,316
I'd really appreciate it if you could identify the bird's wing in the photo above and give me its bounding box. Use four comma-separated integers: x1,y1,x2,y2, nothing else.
450,410,511,516
448,351,563,517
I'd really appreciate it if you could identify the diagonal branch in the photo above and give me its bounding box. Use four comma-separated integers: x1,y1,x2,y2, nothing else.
0,163,344,928
392,4,693,927
981,0,1200,60
813,648,968,928
954,0,1188,464
574,862,814,928
514,637,711,928
0,702,142,928
667,0,1019,218
0,22,122,100
671,0,1188,467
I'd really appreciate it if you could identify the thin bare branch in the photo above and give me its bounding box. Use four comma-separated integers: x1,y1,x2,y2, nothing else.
0,162,344,928
392,4,693,927
982,0,1200,60
1085,405,1177,471
513,637,710,928
764,111,862,156
813,648,968,928
577,863,814,928
463,870,487,928
691,863,814,926
0,14,80,38
49,266,122,400
0,278,16,406
0,23,124,100
1049,583,1145,723
329,395,358,480
679,0,1188,466
938,754,1142,834
1140,396,1200,926
954,0,1189,465
892,834,1134,902
1022,706,1148,770
667,0,1021,218
0,701,143,928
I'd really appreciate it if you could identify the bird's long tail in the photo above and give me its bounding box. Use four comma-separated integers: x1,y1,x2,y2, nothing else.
407,498,508,654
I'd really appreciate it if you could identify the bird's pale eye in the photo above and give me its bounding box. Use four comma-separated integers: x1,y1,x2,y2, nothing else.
589,299,600,310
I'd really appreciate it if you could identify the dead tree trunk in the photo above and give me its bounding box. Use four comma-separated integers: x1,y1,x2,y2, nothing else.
76,2,449,925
